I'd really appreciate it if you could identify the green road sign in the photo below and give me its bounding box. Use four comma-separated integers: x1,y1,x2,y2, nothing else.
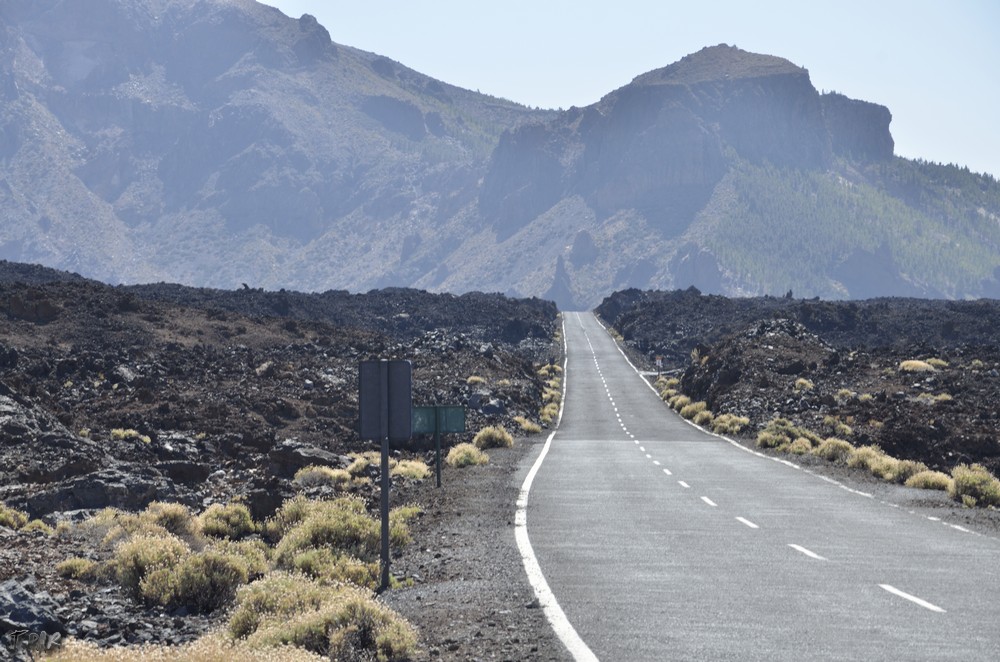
412,405,466,435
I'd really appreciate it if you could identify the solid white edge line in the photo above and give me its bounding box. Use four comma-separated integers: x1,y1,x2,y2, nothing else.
879,584,947,613
515,313,600,662
788,544,827,560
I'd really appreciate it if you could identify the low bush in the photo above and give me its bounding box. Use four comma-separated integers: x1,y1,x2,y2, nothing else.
794,378,814,392
899,360,936,373
446,443,489,467
56,557,99,580
209,539,270,578
466,375,486,386
926,358,949,369
711,413,750,435
290,547,380,588
679,401,707,420
811,438,854,463
293,465,352,489
0,503,29,530
949,464,1000,507
539,402,560,424
391,459,430,480
141,550,250,613
142,501,200,537
693,410,714,426
668,394,691,411
42,633,325,661
200,502,258,540
473,425,513,449
756,418,822,450
514,416,542,434
905,470,954,491
846,445,927,483
263,496,313,544
273,498,381,568
787,437,813,455
114,533,190,599
21,519,54,535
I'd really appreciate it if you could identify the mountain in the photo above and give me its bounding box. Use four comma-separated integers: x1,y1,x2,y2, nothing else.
1,2,999,309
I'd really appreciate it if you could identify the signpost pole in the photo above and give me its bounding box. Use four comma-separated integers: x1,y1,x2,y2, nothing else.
379,361,391,592
435,406,442,488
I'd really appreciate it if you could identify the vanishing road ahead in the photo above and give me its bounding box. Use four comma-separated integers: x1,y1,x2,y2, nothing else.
521,311,1000,661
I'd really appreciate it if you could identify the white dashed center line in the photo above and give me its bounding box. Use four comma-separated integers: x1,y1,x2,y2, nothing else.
678,481,690,489
700,496,717,507
879,584,946,613
736,517,759,529
788,544,826,560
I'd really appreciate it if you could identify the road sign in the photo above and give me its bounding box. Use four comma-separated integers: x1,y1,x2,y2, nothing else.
358,360,412,442
412,405,466,435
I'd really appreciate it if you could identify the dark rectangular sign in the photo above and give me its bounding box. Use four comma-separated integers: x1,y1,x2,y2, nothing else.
358,360,412,441
412,405,466,435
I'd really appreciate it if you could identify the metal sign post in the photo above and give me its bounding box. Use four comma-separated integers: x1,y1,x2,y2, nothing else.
359,360,412,592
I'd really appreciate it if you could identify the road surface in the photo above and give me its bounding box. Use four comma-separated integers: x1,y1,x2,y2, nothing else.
521,311,1000,661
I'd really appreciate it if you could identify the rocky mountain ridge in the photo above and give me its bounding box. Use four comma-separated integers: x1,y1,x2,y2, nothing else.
2,1,999,308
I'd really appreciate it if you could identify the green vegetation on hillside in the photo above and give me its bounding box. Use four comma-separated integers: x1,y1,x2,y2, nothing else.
703,158,1000,297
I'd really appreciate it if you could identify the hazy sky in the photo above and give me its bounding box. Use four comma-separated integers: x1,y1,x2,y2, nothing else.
263,1,999,177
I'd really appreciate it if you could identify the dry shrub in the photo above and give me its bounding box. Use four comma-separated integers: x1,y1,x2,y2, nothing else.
679,401,707,420
794,378,814,392
712,413,750,435
668,394,691,411
466,375,486,386
230,574,417,661
899,360,936,373
293,465,351,489
56,557,99,580
141,550,250,613
273,498,380,568
21,519,54,535
142,501,200,537
514,416,542,434
811,438,855,463
473,425,513,449
756,418,822,450
693,410,714,426
43,632,325,661
787,437,813,455
289,548,380,588
392,459,430,480
0,503,30,530
209,539,270,577
446,443,488,468
200,502,258,540
949,464,1000,507
114,533,190,599
905,470,954,491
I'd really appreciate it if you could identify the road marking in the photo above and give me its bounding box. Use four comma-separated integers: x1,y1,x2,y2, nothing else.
639,446,645,452
662,468,672,476
788,544,826,560
678,481,690,488
515,315,599,662
701,496,717,507
736,517,759,529
645,454,652,459
879,584,946,613
652,460,660,466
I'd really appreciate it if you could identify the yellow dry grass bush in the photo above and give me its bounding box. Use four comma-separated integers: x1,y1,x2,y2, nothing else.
293,465,351,489
199,503,258,540
141,501,200,537
539,402,560,424
513,416,542,434
711,413,750,435
668,394,691,411
756,418,822,450
949,464,1000,507
0,503,30,530
899,360,936,373
42,632,325,661
811,438,855,463
466,375,486,386
21,519,54,535
56,557,99,580
230,573,417,661
693,410,714,426
794,378,814,392
905,470,954,491
140,550,250,613
926,358,949,369
391,459,430,480
473,425,513,449
446,443,489,467
679,401,708,420
787,437,813,455
272,498,381,568
113,533,191,600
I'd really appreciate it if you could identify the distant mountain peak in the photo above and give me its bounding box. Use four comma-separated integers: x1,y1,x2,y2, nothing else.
631,44,805,87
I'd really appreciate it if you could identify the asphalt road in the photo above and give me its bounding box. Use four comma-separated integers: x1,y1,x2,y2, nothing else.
524,311,1000,661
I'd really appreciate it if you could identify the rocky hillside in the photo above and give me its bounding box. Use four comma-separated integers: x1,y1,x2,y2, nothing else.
2,2,999,309
598,288,1000,475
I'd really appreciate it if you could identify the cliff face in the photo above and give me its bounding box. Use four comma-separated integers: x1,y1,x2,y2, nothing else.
480,45,892,242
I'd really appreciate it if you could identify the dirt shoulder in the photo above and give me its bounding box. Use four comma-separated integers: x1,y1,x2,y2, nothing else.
383,435,571,661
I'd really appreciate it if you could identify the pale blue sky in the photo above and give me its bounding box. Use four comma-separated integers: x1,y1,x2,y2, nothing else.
264,1,999,177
